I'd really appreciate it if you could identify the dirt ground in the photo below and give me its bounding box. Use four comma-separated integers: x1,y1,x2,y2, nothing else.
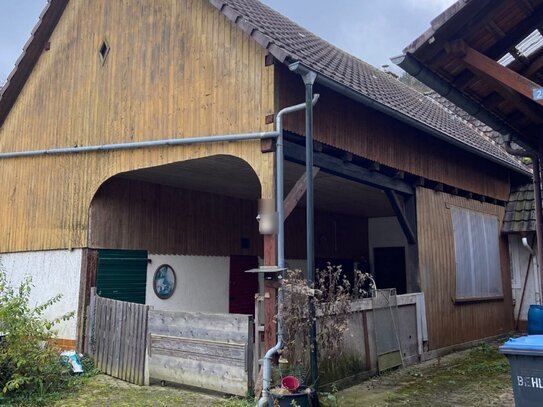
336,342,514,407
49,342,513,407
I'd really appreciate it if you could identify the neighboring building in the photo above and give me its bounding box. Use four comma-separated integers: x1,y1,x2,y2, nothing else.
504,183,540,329
0,0,532,389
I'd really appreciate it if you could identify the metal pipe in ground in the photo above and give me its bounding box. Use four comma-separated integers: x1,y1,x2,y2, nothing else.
534,149,543,301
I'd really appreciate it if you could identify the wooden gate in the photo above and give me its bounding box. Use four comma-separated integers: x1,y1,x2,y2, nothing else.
148,310,254,396
90,295,149,385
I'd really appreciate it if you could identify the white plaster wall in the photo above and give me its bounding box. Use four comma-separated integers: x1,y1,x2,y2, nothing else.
509,234,540,321
1,250,82,340
368,217,407,275
146,255,230,313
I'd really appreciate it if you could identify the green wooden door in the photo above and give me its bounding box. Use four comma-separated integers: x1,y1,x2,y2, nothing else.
96,250,148,304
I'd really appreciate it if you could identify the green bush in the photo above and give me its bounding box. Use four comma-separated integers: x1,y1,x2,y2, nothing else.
0,269,75,405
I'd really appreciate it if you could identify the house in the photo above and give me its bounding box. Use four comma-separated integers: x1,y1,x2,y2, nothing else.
394,0,543,335
0,0,531,393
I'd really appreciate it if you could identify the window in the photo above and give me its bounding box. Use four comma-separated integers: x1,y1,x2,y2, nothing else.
451,207,503,301
99,40,110,65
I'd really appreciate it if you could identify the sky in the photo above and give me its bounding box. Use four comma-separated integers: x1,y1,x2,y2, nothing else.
0,0,456,85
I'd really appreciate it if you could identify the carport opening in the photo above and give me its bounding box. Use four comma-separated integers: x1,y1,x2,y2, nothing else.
283,161,415,296
87,155,264,316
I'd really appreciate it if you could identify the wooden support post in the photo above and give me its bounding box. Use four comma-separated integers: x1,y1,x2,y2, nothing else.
405,194,420,293
385,190,417,245
263,234,277,266
283,167,320,220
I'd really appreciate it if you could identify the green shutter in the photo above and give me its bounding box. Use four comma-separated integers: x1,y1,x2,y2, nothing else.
96,250,148,304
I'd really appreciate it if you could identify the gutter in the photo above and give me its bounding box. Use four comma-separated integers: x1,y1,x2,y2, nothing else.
392,53,536,158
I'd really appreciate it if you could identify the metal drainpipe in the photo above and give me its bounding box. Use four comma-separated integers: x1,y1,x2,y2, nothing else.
288,61,320,401
302,70,319,394
258,95,320,407
504,139,543,302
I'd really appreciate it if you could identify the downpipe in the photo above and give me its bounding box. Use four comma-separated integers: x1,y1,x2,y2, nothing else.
523,237,541,304
258,94,320,407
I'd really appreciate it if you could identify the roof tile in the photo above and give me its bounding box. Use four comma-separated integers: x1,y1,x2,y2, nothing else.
210,0,530,173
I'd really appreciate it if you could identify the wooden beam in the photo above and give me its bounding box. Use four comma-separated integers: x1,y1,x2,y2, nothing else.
369,161,380,172
485,3,543,59
385,190,417,245
283,167,320,220
448,40,543,107
523,53,543,78
284,141,414,195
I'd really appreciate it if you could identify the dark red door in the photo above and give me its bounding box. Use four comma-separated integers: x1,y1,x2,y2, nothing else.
229,255,259,315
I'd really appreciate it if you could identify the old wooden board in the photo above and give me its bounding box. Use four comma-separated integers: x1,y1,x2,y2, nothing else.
148,310,253,396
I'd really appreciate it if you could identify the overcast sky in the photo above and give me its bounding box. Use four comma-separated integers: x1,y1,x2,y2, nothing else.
0,0,456,84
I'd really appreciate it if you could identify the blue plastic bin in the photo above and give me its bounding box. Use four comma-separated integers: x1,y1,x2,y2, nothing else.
500,336,543,407
528,305,543,335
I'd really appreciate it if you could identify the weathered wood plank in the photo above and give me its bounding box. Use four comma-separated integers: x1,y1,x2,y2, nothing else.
148,310,250,343
149,353,248,396
150,335,246,366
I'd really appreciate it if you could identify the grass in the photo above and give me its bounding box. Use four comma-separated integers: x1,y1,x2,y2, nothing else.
339,342,513,406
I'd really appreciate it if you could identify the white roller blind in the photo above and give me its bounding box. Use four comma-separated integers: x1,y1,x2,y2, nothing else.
451,207,503,300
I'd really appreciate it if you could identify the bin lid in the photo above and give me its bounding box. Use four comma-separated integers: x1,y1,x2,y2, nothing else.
501,335,543,351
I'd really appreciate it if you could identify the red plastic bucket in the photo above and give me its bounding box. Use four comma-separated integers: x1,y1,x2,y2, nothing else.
281,376,300,392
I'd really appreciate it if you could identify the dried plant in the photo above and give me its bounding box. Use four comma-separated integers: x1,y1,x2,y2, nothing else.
279,264,374,383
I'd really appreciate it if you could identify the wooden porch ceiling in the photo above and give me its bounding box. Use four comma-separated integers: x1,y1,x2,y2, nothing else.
401,0,543,149
117,154,394,218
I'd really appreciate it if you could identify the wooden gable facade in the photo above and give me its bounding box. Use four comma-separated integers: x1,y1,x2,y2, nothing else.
0,0,275,253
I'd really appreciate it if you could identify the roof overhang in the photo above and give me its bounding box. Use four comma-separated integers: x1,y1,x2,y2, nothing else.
394,0,543,153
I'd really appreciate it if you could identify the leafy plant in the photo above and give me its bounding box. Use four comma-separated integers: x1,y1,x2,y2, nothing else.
0,268,76,405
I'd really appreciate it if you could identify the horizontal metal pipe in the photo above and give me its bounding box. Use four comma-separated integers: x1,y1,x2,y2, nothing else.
0,131,279,159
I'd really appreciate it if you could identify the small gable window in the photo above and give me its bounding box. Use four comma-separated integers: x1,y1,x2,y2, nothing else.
99,40,110,65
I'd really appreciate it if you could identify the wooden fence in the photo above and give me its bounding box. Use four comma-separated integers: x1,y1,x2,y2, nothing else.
147,310,254,396
91,295,149,385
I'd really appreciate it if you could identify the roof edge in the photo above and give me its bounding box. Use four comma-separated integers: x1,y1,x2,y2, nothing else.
0,0,69,128
393,53,536,157
291,61,532,177
208,0,291,63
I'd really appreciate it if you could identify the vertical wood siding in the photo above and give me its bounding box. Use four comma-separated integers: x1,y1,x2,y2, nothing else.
277,66,512,201
416,187,513,350
89,177,369,260
0,0,275,253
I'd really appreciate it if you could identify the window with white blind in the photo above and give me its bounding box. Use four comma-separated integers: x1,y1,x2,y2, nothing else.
450,207,503,301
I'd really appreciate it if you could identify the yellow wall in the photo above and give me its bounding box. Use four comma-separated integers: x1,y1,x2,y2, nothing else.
0,0,275,252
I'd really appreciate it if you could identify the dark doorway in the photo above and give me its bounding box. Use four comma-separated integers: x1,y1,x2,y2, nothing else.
229,255,259,315
373,247,406,295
